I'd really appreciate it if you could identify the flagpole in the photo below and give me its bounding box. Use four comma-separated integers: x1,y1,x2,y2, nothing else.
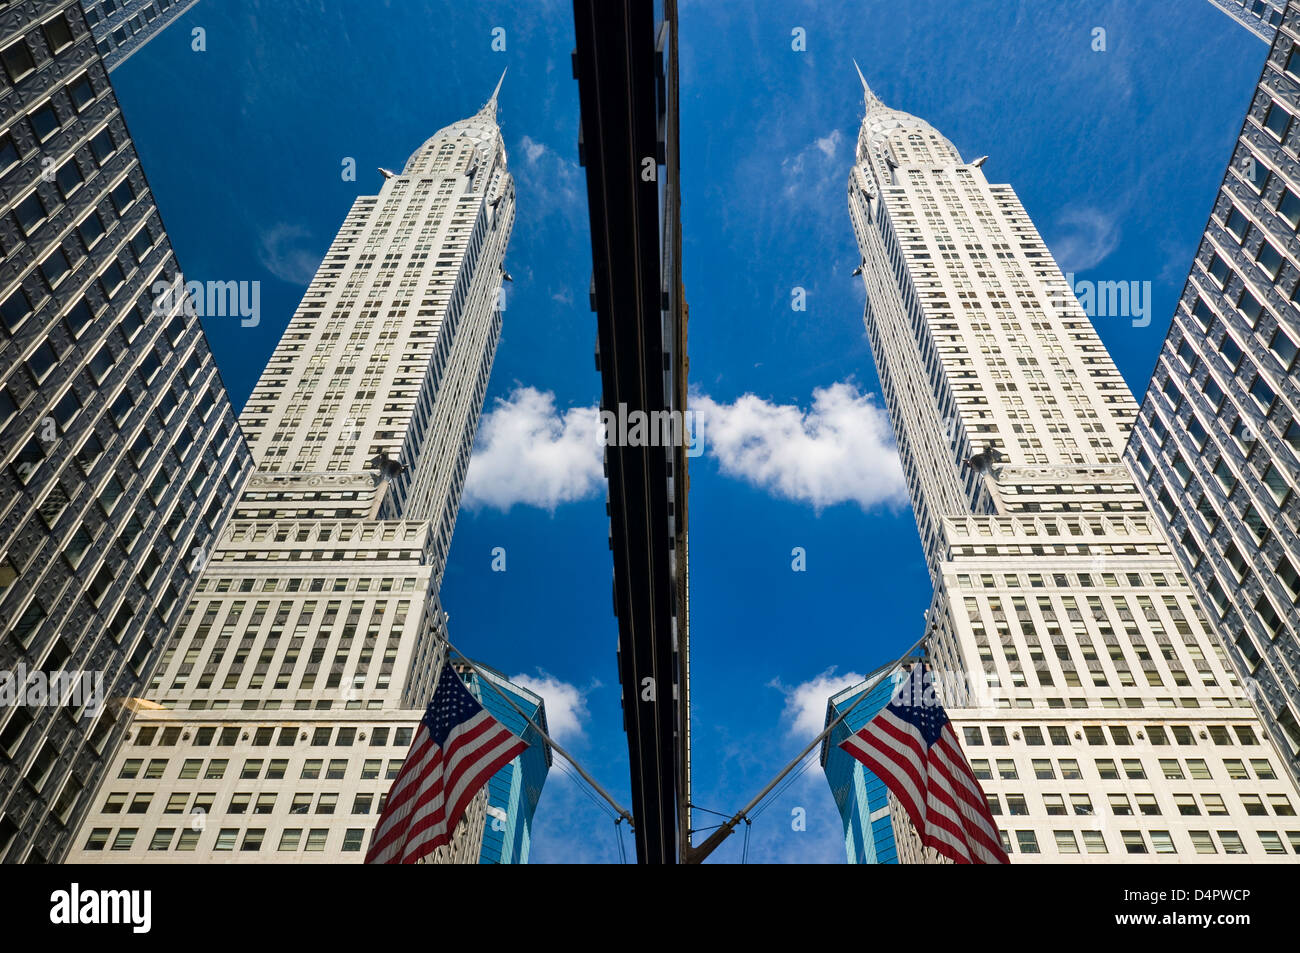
681,630,930,864
441,638,635,828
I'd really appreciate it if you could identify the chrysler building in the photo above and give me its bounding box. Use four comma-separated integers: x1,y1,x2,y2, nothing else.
65,79,520,862
845,65,1300,862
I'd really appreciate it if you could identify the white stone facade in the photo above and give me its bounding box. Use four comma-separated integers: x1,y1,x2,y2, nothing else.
64,86,515,863
847,70,1300,862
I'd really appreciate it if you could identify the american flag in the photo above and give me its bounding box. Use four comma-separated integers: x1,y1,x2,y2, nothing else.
839,663,1009,864
365,661,528,864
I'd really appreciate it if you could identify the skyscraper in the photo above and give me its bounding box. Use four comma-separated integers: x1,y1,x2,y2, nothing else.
846,64,1300,862
1126,5,1300,788
456,658,550,864
81,0,199,72
1207,0,1287,41
63,80,521,863
0,1,251,863
820,662,907,864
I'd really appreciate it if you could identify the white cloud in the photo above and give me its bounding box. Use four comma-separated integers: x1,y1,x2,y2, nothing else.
694,381,906,512
463,387,603,512
521,134,548,164
1049,206,1121,273
770,667,868,741
464,381,905,514
814,128,844,159
513,135,583,222
508,672,591,745
257,223,322,286
781,128,846,204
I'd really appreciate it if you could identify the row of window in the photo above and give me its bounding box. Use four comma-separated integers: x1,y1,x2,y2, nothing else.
195,573,421,594
101,788,390,817
118,756,405,783
962,695,1247,712
120,754,408,785
971,754,1279,783
956,570,1183,590
1001,827,1299,856
986,789,1295,818
84,825,369,854
962,723,1264,748
167,698,391,712
132,723,413,748
84,0,184,58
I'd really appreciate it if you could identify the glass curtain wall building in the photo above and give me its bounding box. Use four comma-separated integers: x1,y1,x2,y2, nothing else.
821,662,907,864
453,658,550,865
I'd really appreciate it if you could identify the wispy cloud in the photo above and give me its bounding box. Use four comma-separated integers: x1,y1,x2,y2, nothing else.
522,136,547,163
694,381,906,512
527,766,628,864
257,223,322,286
1048,206,1121,273
781,127,846,205
513,135,584,223
463,386,603,512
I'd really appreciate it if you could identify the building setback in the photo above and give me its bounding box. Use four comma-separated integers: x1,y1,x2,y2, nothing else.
0,0,251,863
64,82,529,863
1126,4,1300,787
846,64,1300,862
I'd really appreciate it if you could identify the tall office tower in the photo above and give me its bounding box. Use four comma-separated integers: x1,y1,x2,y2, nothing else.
455,659,550,864
820,662,907,864
1126,5,1300,789
0,2,251,863
1207,0,1287,42
846,65,1300,862
64,82,519,863
81,0,198,72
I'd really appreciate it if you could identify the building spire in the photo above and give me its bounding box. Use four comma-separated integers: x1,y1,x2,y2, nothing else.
852,58,882,109
482,67,506,117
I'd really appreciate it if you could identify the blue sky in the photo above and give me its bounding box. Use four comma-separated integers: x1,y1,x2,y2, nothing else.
111,0,1265,862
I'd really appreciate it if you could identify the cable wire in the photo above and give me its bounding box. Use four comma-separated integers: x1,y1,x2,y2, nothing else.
750,746,821,821
554,760,617,822
615,818,628,864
